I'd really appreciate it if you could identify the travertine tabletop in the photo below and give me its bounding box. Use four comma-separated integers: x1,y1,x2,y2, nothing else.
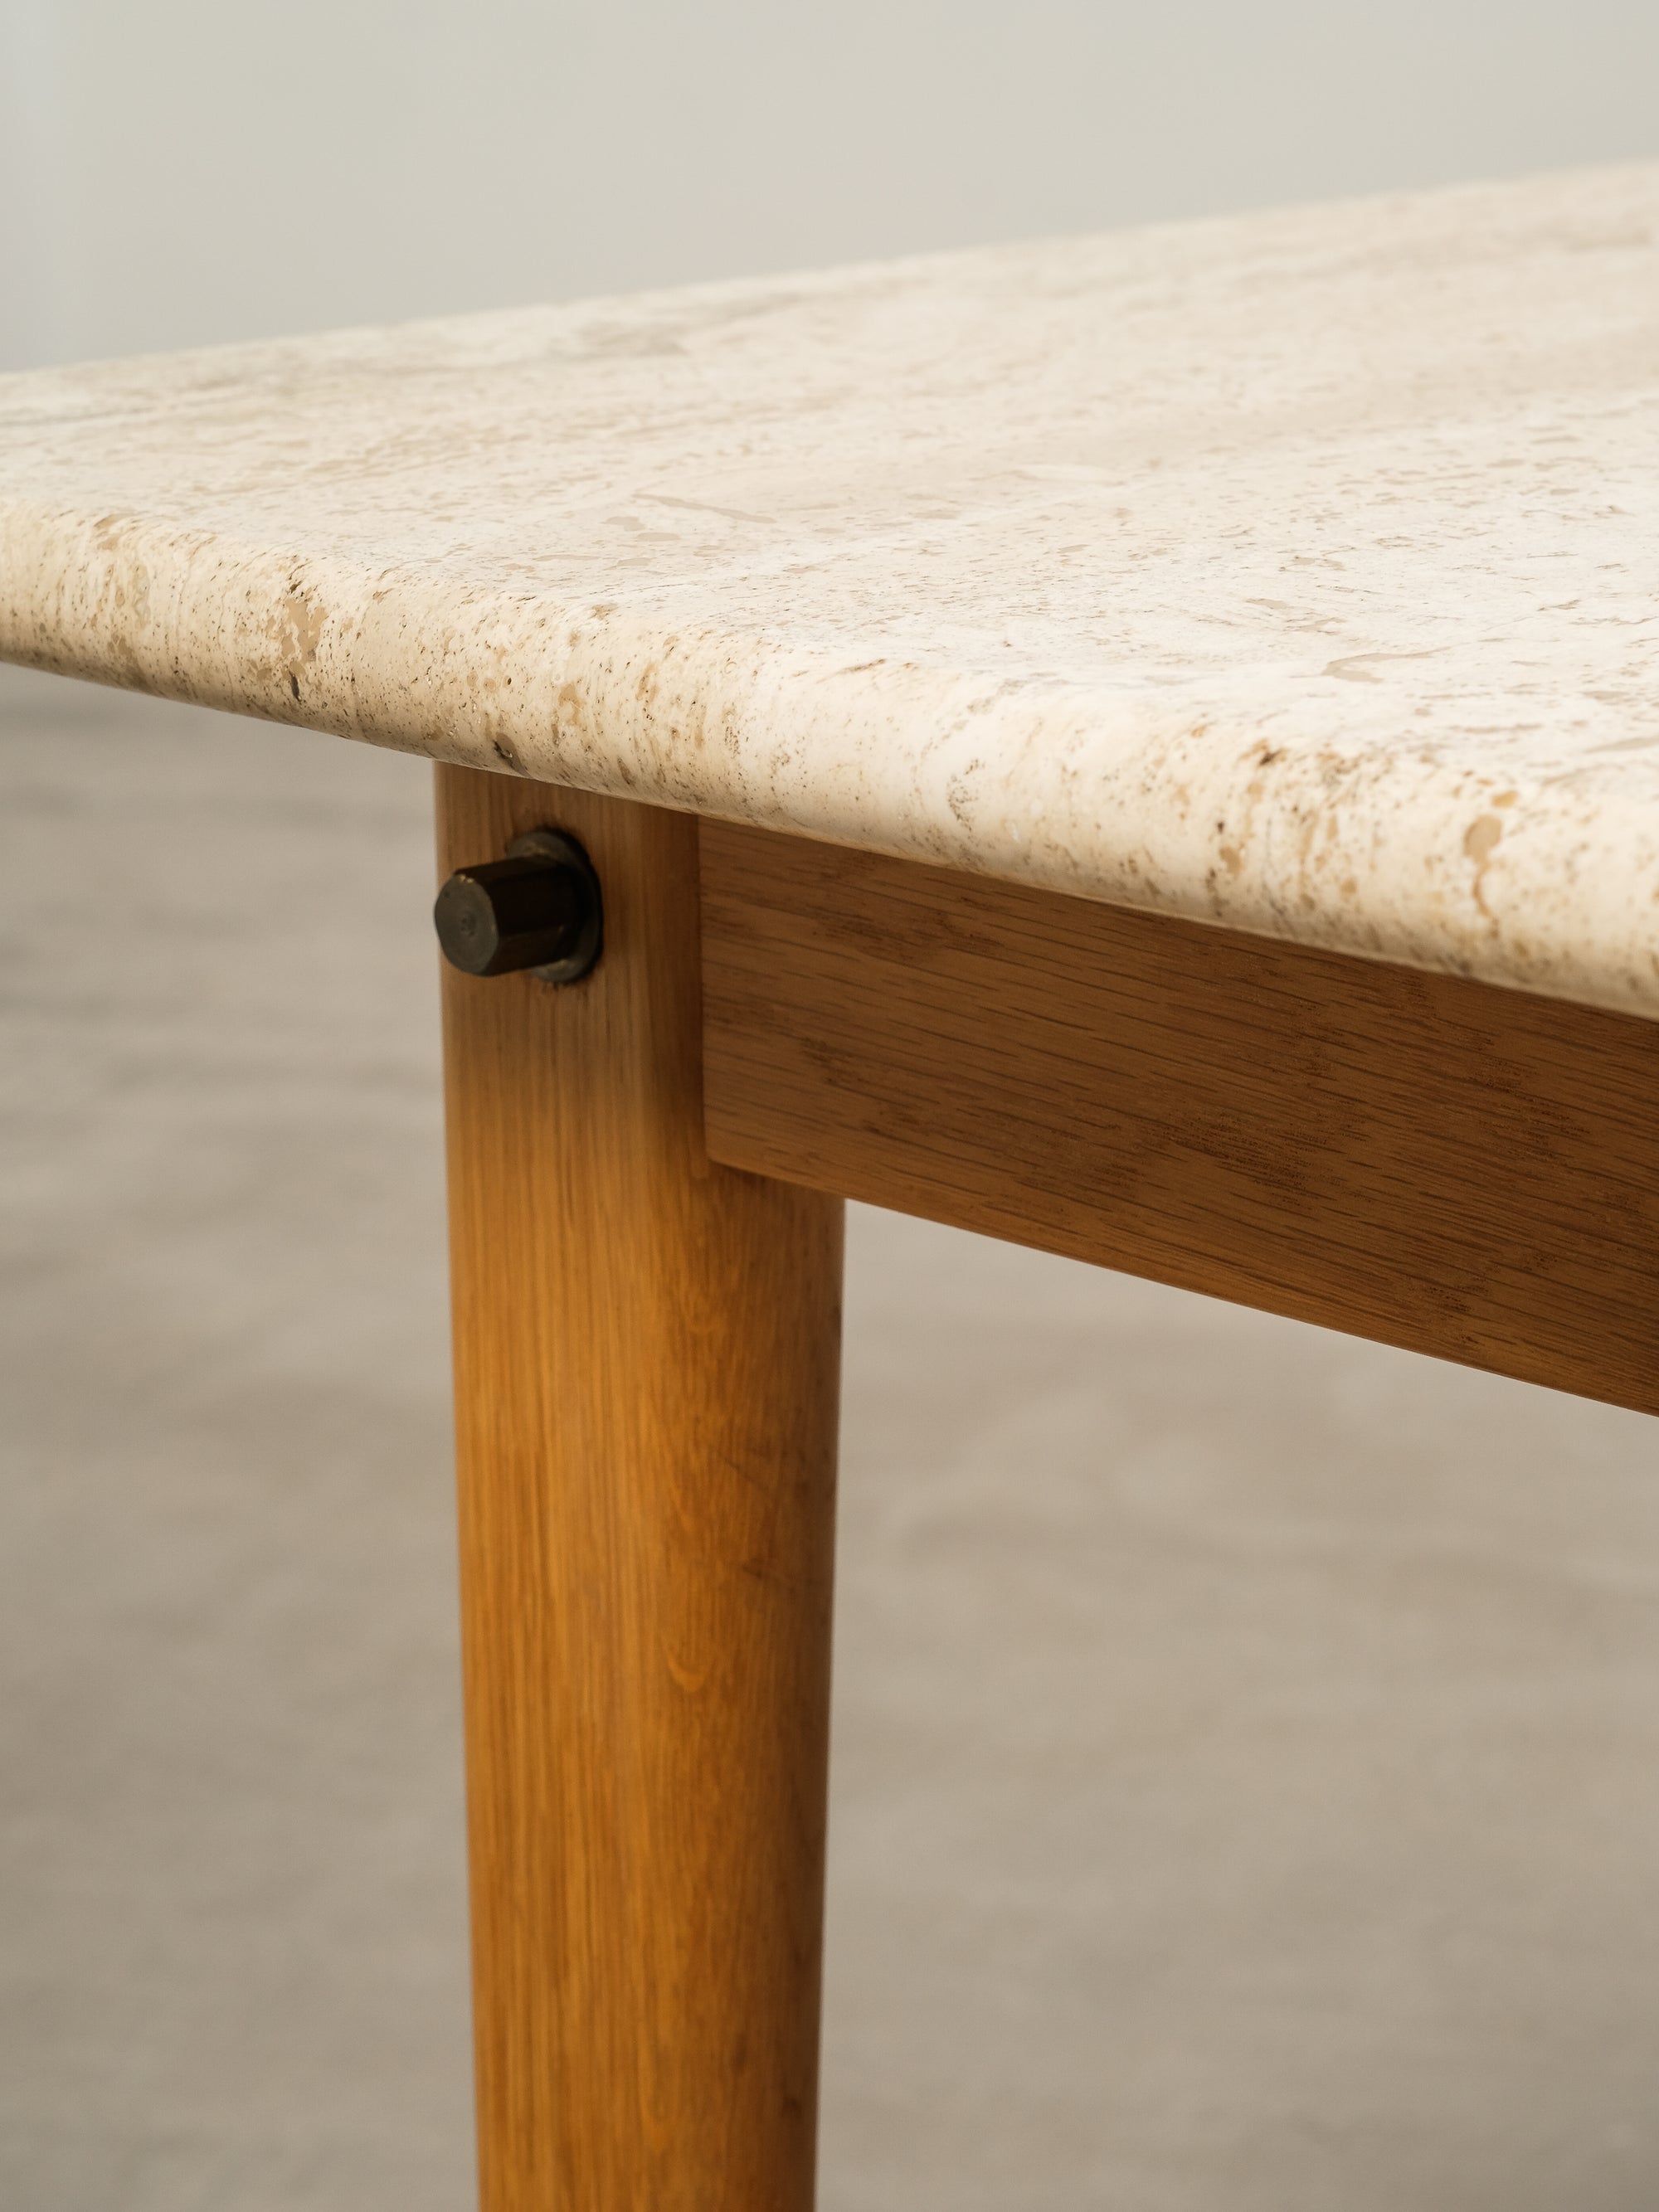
2,163,1656,1014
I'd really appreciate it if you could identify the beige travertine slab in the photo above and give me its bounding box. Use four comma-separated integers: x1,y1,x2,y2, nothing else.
2,164,1657,1013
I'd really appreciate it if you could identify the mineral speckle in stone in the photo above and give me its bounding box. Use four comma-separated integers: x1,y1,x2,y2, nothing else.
2,163,1657,1014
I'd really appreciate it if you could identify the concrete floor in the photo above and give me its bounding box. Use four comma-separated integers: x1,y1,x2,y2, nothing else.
4,662,1659,2210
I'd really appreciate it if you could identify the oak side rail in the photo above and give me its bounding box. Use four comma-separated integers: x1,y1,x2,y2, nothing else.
702,819,1659,1417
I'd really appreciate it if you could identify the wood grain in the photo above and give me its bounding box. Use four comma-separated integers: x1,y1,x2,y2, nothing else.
702,820,1659,1414
438,769,844,2212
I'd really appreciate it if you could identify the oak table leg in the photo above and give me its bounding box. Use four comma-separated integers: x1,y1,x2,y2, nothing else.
436,766,844,2212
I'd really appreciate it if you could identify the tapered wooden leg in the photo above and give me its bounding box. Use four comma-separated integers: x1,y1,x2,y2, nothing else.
436,766,844,2212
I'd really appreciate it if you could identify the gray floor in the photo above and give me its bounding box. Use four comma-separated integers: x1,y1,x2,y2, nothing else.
4,663,1659,2212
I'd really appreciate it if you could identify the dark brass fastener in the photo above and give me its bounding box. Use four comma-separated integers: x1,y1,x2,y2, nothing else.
434,827,603,984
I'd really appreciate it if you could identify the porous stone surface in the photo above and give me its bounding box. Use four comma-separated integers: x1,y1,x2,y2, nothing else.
2,164,1657,1012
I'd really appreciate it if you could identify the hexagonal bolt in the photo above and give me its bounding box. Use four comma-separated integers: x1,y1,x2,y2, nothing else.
434,827,603,984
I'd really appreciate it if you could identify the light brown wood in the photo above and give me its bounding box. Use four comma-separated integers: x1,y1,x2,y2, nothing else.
438,769,844,2212
702,819,1659,1415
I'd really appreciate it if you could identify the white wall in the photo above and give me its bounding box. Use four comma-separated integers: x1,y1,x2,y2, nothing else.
3,0,1658,371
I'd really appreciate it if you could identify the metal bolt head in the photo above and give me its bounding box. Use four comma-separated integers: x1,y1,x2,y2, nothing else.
434,827,602,983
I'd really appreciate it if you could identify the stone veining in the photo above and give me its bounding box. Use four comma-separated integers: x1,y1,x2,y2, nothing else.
2,163,1657,1014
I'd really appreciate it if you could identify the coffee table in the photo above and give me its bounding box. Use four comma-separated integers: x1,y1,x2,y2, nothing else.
4,160,1657,2210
